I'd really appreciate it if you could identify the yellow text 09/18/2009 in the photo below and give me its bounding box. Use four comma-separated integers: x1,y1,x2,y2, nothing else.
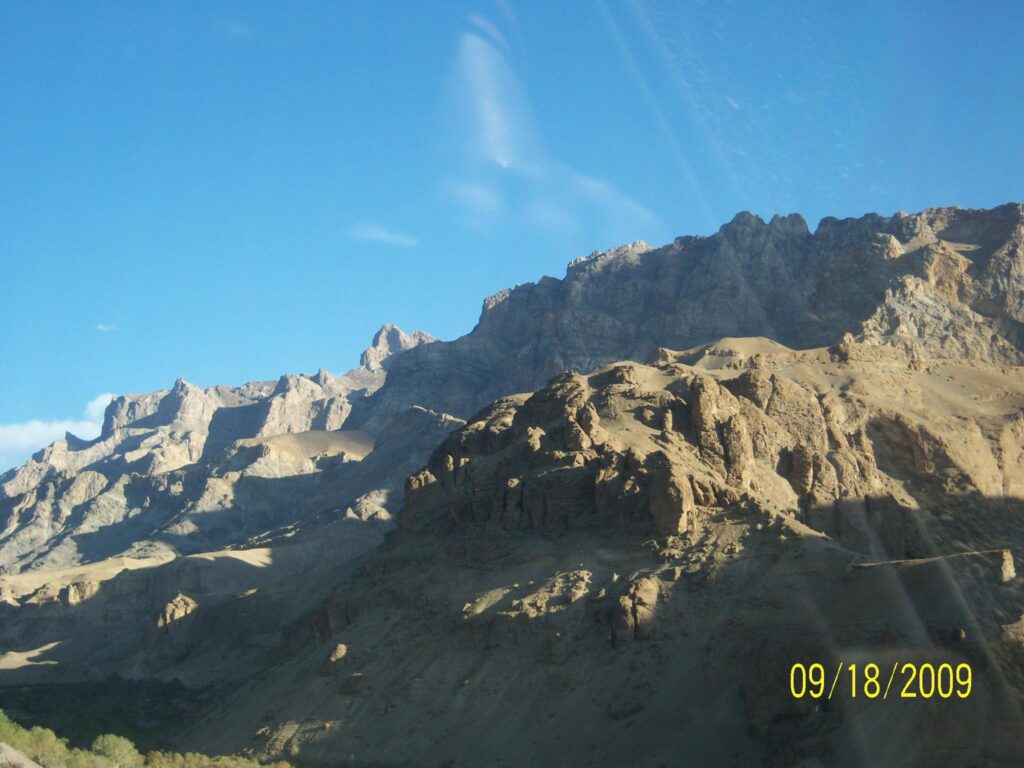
789,661,972,701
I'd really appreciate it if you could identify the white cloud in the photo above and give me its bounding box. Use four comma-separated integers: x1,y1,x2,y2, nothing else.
348,223,419,248
85,393,116,423
469,13,510,54
566,169,660,228
0,394,115,474
452,30,541,171
444,23,661,239
96,323,118,333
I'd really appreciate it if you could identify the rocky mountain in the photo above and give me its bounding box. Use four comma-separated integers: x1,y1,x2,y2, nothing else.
351,204,1024,431
2,204,1024,766
7,204,1020,574
198,338,1024,766
0,325,436,574
359,323,437,372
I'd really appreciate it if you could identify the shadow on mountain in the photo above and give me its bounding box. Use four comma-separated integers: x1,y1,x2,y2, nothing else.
4,489,1024,766
199,404,267,461
219,489,1024,768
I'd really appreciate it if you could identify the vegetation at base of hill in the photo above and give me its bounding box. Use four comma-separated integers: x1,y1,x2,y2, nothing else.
0,677,199,751
0,711,290,768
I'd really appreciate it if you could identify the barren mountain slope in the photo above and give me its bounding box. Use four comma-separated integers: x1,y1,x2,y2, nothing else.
2,204,1024,766
195,340,1024,767
0,324,436,573
5,204,1021,578
0,326,453,693
0,404,462,689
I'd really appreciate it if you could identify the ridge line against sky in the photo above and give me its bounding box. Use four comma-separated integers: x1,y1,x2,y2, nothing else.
1,0,1022,470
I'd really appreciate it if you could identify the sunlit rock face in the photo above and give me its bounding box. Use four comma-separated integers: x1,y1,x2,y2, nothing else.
359,323,437,372
0,323,436,573
211,333,1024,767
353,204,1024,431
3,204,1024,766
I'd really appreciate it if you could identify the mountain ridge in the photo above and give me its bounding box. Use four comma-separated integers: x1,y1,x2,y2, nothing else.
0,322,436,573
5,203,1023,574
3,203,1024,766
349,202,1024,433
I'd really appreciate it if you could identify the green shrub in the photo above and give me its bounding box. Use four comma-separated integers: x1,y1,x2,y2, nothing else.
0,711,288,768
92,734,144,768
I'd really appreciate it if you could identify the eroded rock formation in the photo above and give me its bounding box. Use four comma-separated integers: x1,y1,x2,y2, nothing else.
3,205,1024,766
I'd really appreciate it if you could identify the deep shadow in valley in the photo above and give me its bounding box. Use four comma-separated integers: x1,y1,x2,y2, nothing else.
4,490,1024,767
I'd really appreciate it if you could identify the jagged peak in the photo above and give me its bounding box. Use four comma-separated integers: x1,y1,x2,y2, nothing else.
360,324,437,372
64,431,95,450
170,377,200,396
718,210,810,239
482,287,514,314
723,210,765,230
768,212,809,234
272,373,302,395
566,240,653,275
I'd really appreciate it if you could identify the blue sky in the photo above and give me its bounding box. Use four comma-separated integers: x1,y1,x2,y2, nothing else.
1,0,1023,470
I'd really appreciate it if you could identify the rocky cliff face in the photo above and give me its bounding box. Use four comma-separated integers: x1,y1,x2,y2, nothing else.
0,324,435,573
7,204,1021,575
353,204,1024,431
359,323,437,372
3,204,1024,766
402,336,1024,555
402,356,880,542
198,337,1024,767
